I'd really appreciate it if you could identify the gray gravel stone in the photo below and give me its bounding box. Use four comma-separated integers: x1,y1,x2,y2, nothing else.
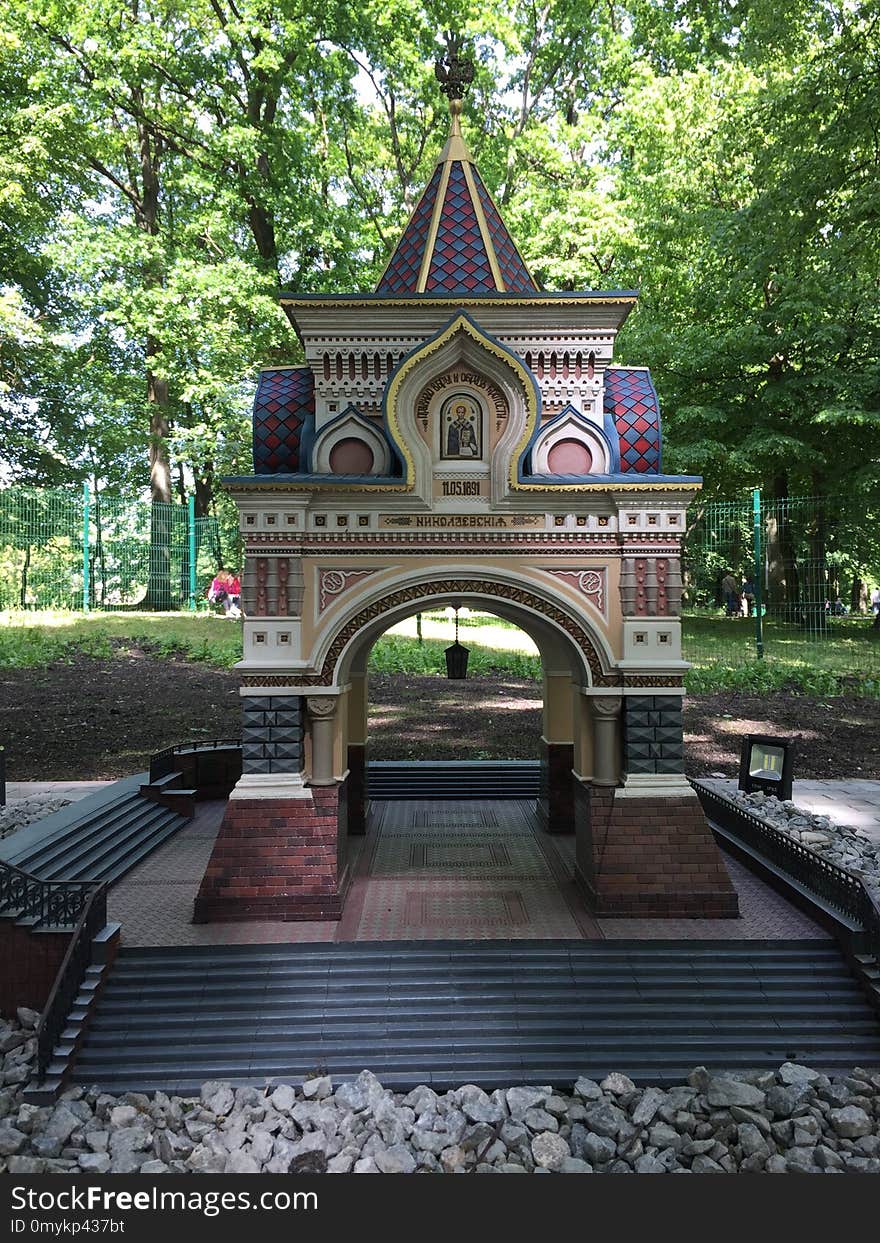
814,1144,846,1170
778,1063,821,1085
631,1087,666,1127
531,1131,570,1170
269,1085,296,1113
573,1077,603,1101
301,1075,332,1100
506,1086,549,1120
44,1106,80,1143
523,1107,558,1133
457,1084,504,1124
829,1106,872,1139
635,1154,667,1173
560,1156,593,1173
706,1078,765,1109
765,1083,814,1118
78,1152,111,1173
601,1073,636,1096
0,1124,28,1156
582,1101,628,1139
374,1144,416,1174
200,1082,234,1117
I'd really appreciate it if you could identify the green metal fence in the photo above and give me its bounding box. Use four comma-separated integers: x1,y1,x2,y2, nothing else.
2,484,878,678
0,486,240,612
682,490,880,675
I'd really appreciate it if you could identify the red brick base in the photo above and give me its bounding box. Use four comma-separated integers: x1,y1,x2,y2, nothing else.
574,781,739,918
192,786,350,922
0,923,72,1016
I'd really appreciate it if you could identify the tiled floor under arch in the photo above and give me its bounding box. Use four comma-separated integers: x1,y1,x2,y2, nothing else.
107,797,825,946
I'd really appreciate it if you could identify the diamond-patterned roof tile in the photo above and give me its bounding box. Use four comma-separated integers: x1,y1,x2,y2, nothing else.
375,151,536,295
253,368,314,474
604,369,662,474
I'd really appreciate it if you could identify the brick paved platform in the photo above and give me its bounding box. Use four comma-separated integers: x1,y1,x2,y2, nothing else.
107,796,825,945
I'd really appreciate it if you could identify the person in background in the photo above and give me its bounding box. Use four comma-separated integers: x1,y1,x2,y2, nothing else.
871,586,880,629
208,570,242,619
831,597,848,616
741,576,756,617
721,570,740,617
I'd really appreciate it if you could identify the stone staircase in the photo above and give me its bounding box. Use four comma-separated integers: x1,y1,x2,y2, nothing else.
368,760,540,800
0,776,189,886
57,938,880,1095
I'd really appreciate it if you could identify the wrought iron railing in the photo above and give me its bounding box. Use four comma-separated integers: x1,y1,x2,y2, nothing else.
859,887,880,964
149,737,241,783
36,882,107,1078
693,779,880,940
0,859,96,928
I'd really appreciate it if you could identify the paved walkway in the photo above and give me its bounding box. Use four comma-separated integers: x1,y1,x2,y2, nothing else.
4,781,114,803
107,798,825,946
8,778,880,845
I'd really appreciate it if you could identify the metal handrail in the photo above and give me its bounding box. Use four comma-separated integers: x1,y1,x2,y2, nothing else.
149,738,241,782
35,882,107,1078
0,858,96,928
693,779,880,947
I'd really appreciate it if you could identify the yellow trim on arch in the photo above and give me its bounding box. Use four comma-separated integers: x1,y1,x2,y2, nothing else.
383,313,539,488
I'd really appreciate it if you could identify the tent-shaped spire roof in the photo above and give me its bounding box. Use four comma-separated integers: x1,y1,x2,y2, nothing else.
376,96,538,297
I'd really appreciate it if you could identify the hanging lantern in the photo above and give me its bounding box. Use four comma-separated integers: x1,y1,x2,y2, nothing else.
444,607,469,679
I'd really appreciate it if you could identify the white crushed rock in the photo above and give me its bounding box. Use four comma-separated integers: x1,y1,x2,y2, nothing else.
724,788,880,901
1,1012,879,1174
0,796,72,842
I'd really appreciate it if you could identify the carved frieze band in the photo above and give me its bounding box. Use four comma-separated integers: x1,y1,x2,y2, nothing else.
541,568,606,617
244,577,618,688
318,568,378,613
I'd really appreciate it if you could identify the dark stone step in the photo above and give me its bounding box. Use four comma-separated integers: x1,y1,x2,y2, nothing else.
64,936,880,1094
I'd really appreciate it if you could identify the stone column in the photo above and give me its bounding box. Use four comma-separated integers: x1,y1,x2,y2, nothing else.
307,696,338,786
590,694,622,786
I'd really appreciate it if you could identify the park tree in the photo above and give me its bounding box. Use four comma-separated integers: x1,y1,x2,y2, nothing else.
1,0,878,612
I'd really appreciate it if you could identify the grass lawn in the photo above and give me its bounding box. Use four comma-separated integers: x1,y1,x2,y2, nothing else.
1,607,878,695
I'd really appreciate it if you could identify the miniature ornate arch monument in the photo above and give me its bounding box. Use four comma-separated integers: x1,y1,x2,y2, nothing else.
193,44,737,924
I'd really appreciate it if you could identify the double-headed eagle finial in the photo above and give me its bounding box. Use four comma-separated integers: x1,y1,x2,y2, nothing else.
434,31,475,103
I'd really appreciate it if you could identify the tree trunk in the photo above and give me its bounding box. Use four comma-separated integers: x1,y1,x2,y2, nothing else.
194,460,214,518
144,354,174,610
764,475,799,621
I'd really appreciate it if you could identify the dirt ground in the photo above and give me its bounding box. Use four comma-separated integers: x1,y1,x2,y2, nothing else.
1,648,878,780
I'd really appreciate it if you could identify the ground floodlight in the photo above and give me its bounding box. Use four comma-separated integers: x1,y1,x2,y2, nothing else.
738,734,795,801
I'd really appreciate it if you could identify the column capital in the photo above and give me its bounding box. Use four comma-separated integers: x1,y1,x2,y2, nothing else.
306,696,338,719
590,694,623,719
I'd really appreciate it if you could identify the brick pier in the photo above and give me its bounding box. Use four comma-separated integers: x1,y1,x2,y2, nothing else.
192,786,349,922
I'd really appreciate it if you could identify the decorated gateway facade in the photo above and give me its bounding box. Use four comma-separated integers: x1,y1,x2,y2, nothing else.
193,78,737,925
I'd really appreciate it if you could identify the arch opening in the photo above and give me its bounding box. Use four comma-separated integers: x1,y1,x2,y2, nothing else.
365,607,544,762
